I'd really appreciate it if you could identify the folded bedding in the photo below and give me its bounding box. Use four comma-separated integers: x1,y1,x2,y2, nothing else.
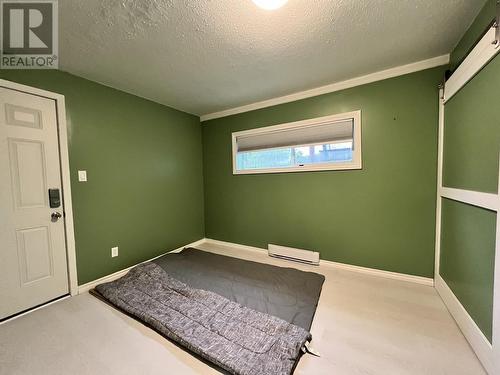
92,248,325,375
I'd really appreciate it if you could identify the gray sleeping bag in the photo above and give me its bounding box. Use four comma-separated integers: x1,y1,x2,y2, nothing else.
154,248,325,331
95,262,311,375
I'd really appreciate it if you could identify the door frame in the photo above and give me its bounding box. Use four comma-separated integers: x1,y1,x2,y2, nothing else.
0,79,78,297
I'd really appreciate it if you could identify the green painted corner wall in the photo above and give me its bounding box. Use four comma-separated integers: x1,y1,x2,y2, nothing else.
202,66,446,278
0,70,205,285
450,0,497,70
440,199,496,342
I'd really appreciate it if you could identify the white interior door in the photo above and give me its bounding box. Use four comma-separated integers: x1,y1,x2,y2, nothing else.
0,87,69,320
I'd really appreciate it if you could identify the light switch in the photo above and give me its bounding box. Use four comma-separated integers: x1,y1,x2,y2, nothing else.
111,247,119,258
78,170,87,182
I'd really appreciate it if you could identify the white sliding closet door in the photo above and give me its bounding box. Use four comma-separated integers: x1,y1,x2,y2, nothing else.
435,25,500,375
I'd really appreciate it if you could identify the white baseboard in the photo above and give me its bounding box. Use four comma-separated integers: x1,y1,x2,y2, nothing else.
435,275,494,374
320,259,434,286
78,239,206,294
79,236,434,291
202,238,434,286
202,238,266,254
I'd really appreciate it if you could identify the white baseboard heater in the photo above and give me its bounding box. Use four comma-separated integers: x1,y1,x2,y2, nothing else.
268,244,320,266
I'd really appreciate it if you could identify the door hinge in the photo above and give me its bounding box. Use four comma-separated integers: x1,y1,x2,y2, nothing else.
438,83,445,100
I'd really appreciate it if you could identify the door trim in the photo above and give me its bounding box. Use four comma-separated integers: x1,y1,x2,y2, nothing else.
0,79,78,297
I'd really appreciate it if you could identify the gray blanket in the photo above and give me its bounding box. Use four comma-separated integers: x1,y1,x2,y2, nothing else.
95,263,311,375
154,248,325,331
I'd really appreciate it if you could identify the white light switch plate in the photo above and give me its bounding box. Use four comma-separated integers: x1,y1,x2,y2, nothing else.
78,170,87,182
111,247,119,258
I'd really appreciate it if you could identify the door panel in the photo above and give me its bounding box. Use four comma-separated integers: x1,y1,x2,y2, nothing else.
16,226,53,285
9,139,47,208
5,104,43,129
0,87,68,319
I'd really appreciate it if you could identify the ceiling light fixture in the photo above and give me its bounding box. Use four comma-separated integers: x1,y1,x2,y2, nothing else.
252,0,288,10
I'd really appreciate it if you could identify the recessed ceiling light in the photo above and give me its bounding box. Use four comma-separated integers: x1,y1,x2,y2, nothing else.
252,0,288,10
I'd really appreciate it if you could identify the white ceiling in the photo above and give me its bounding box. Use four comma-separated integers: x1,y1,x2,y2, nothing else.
59,0,486,117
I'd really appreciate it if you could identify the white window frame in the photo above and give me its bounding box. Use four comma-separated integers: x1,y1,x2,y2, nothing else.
232,110,362,175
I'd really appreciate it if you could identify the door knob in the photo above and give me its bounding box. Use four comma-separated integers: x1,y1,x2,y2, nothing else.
51,212,62,222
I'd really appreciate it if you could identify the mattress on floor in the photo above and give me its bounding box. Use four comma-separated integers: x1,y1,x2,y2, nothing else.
154,247,325,331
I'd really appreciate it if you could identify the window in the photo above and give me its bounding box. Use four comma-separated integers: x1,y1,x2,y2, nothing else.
232,111,362,174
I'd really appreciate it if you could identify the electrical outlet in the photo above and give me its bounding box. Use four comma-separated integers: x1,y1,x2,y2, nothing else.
111,246,119,258
78,170,87,182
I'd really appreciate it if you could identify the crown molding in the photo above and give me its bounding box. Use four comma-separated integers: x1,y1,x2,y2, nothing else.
200,54,450,122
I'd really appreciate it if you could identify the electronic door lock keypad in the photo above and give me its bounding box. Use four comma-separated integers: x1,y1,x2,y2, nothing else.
48,189,61,208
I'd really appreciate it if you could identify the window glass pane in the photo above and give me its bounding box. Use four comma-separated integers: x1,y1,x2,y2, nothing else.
236,148,293,170
294,141,353,165
236,141,353,171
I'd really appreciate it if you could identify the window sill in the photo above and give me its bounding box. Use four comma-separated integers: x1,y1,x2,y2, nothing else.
233,161,362,175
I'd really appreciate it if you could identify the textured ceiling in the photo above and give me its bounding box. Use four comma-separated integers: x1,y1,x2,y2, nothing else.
59,0,486,116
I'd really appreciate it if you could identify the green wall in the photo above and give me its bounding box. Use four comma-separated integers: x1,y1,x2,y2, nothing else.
440,199,496,342
202,67,445,278
443,53,500,193
450,0,497,70
0,70,205,284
